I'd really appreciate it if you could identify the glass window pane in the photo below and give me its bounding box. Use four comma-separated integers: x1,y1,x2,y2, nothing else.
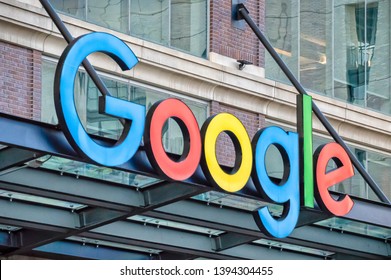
316,217,391,240
265,0,299,85
367,1,391,114
41,60,57,124
192,191,281,212
300,0,332,95
130,0,170,45
51,0,86,20
87,0,129,33
86,76,128,139
170,0,208,57
334,2,367,106
264,144,285,181
335,148,371,200
368,150,391,201
52,0,208,58
41,60,85,125
41,156,161,188
162,98,207,155
264,122,297,183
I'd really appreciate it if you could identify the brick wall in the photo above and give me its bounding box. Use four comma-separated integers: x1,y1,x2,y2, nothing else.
210,100,266,167
210,0,265,67
0,42,41,121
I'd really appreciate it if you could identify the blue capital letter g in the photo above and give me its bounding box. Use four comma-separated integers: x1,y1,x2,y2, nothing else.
54,32,145,166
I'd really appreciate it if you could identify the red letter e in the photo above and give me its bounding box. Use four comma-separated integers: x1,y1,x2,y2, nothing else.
314,143,354,216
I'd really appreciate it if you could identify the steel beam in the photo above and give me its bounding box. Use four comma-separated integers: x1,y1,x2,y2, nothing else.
79,208,126,228
0,199,78,230
0,232,153,260
297,208,332,227
0,198,318,259
344,195,391,226
17,169,391,229
0,196,389,259
212,232,258,251
0,113,78,159
81,230,240,260
0,167,204,212
84,221,321,260
157,251,198,260
0,167,144,211
0,147,41,172
147,200,391,259
0,169,206,255
0,206,131,256
1,167,390,256
35,240,153,260
0,113,162,181
0,198,132,255
0,149,390,258
143,182,203,206
0,231,17,249
290,226,391,258
15,229,62,248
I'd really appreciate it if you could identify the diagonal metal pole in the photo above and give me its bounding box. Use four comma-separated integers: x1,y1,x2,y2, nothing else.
236,4,391,204
39,0,126,126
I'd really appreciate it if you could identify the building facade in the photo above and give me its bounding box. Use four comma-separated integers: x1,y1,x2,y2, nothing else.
0,0,390,259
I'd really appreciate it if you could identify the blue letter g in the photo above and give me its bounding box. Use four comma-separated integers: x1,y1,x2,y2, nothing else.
54,32,145,166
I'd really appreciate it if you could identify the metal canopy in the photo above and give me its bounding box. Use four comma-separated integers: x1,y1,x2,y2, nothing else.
0,142,389,259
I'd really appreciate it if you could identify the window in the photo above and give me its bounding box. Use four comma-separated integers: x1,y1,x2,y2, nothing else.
265,0,391,116
265,0,299,86
51,0,208,58
335,2,381,109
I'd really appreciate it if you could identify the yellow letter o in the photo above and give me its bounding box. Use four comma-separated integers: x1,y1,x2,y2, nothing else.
201,113,252,192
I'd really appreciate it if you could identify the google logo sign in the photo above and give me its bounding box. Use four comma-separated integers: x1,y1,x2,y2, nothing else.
55,32,355,239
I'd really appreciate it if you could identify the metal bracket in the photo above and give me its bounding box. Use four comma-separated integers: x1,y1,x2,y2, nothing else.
142,182,203,207
232,1,247,29
212,232,258,251
79,208,126,228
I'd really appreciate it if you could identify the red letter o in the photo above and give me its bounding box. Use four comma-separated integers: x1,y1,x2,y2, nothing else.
144,98,201,181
